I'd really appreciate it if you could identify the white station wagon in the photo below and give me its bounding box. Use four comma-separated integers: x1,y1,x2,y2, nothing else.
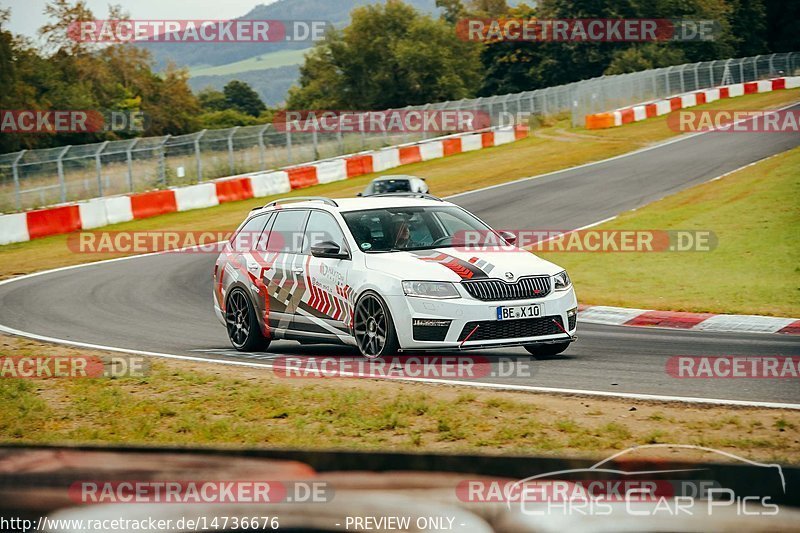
214,194,578,358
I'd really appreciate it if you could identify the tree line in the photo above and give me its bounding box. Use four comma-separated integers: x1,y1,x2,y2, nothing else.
1,0,796,154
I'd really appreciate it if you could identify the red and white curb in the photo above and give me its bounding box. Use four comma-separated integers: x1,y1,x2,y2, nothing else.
578,304,799,335
0,125,527,246
585,76,800,129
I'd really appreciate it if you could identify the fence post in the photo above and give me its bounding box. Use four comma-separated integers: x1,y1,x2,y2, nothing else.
195,129,206,183
57,145,70,203
258,125,269,170
312,127,319,160
158,136,170,186
95,141,109,197
126,139,138,192
11,150,25,211
227,127,239,175
286,129,293,165
693,63,700,91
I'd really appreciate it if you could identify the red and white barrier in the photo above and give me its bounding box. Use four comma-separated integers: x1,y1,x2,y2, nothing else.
585,76,800,129
0,125,530,246
578,304,799,335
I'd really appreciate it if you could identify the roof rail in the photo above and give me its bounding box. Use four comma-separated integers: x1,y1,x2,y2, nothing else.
365,192,443,202
263,196,339,208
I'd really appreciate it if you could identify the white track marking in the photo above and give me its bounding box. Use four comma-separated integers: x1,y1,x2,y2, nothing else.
0,322,797,409
1,102,799,408
448,100,800,200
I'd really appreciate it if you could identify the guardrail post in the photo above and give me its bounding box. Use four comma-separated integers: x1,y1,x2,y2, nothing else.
227,127,239,175
195,129,206,182
95,141,109,196
286,129,293,165
57,145,70,203
258,125,269,171
126,139,138,192
11,150,25,210
158,136,170,186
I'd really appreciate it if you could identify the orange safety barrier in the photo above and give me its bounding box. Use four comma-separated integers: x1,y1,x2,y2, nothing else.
398,146,421,165
345,155,373,177
584,113,615,129
287,166,318,189
669,97,682,111
442,138,462,156
130,190,177,220
743,82,758,94
26,205,81,239
772,78,786,90
215,177,254,203
645,104,658,118
719,87,730,98
619,108,635,124
695,92,706,105
513,125,529,140
481,132,494,147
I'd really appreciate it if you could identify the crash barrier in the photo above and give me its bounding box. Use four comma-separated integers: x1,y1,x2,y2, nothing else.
585,76,800,129
0,125,528,246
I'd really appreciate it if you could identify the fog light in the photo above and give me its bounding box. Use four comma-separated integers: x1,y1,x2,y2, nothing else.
567,307,577,330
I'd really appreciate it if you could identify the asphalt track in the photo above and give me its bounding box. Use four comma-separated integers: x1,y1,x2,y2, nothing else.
1,104,799,406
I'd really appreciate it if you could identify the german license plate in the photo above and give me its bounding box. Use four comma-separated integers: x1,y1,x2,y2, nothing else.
496,304,541,321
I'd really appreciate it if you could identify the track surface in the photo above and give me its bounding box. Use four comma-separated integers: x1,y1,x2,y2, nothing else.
1,109,799,404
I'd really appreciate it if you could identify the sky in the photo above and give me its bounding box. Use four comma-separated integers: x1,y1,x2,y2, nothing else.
3,0,274,40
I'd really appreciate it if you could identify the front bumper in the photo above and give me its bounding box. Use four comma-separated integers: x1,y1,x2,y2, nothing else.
386,286,578,351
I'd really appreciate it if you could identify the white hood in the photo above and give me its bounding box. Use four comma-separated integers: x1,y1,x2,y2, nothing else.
363,247,564,282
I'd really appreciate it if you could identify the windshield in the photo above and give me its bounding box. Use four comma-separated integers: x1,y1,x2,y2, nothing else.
370,179,411,194
342,206,495,252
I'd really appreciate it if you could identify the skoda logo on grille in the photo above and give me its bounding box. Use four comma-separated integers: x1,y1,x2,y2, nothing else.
504,272,514,280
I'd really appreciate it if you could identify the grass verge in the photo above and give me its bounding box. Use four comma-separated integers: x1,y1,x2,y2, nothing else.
536,146,800,316
1,334,798,462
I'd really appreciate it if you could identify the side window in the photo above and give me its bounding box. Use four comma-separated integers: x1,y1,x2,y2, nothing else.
231,214,270,251
303,211,347,254
266,210,309,253
253,213,276,252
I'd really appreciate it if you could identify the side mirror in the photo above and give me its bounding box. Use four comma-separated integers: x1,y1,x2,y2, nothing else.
499,231,517,245
311,240,349,259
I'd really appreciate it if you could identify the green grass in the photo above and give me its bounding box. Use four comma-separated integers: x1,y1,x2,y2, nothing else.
536,146,800,316
2,344,798,461
188,48,310,77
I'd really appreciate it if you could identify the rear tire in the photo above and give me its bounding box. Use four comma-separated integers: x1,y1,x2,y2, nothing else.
353,292,399,359
226,288,271,352
524,341,570,358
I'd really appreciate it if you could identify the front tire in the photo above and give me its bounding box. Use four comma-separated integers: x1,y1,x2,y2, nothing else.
353,292,399,359
524,341,570,358
225,288,270,352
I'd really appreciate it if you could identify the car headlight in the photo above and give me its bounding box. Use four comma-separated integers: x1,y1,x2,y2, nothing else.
402,281,460,299
553,270,571,291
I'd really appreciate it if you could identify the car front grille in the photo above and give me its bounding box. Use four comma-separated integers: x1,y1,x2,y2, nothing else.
458,316,565,342
462,276,551,301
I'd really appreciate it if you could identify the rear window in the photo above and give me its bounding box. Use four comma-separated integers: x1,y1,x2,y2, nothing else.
372,179,411,194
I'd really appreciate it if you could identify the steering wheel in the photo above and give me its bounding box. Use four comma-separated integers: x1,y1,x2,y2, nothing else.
431,235,454,246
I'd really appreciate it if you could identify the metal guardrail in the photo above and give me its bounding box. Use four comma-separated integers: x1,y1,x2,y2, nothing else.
0,52,796,213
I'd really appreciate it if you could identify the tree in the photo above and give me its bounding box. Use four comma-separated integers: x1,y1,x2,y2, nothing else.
436,0,466,24
287,0,483,110
223,80,266,117
197,88,228,111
